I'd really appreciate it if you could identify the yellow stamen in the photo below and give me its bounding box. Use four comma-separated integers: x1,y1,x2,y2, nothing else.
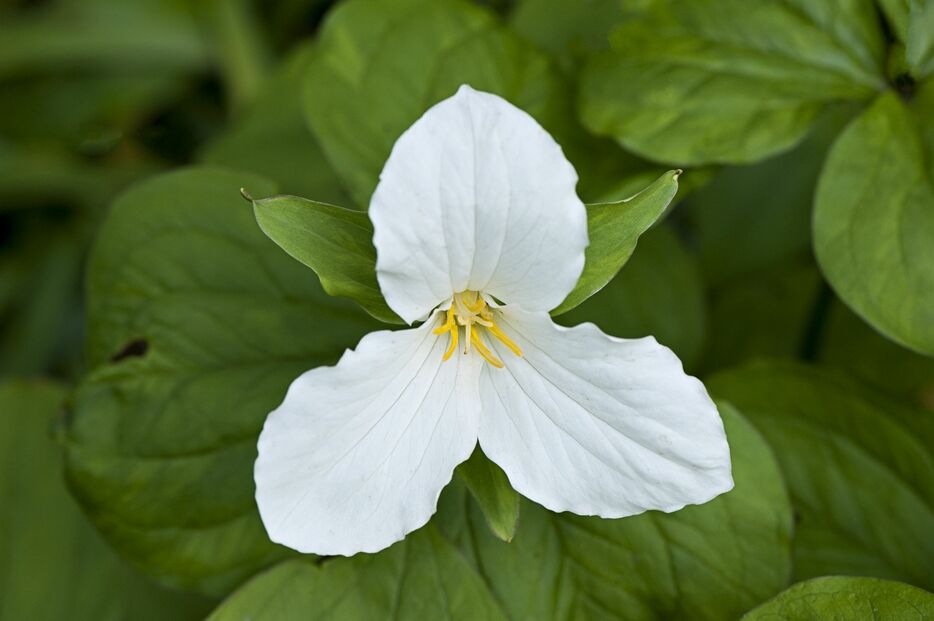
469,330,504,368
435,290,521,369
487,323,523,358
443,319,458,361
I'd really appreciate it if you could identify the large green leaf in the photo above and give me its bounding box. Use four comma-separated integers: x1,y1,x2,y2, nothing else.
200,42,349,204
553,170,680,315
251,195,399,323
709,361,934,589
580,0,886,165
303,0,643,208
207,527,507,620
0,380,212,620
558,224,707,370
741,576,934,620
66,167,380,595
813,87,934,355
438,403,793,620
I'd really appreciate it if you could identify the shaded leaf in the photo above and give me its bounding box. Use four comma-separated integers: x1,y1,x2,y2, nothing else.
709,361,934,589
207,527,507,620
438,403,793,620
67,167,380,595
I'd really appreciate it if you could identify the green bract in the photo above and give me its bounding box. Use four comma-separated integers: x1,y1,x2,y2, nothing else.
252,195,400,324
710,362,934,590
553,170,680,315
741,576,934,620
456,449,519,543
814,86,934,356
250,170,679,323
579,0,886,164
557,224,707,370
66,167,380,595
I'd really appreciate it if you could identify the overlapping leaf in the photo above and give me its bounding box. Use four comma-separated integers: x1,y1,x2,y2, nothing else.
66,167,380,595
813,86,934,356
710,361,934,589
580,0,886,164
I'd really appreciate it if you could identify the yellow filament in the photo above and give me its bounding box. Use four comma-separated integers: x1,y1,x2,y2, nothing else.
470,330,504,368
436,291,522,369
487,323,523,358
434,310,459,361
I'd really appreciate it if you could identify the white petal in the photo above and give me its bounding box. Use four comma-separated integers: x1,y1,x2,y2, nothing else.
255,315,481,556
371,85,587,324
477,306,733,517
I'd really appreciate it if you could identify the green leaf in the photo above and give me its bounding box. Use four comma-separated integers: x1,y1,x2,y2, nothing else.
741,576,934,620
456,448,519,543
67,167,381,595
813,87,934,355
0,380,212,620
207,527,507,620
438,403,793,620
580,0,886,165
684,107,854,286
709,361,934,589
553,169,680,315
200,42,349,204
251,194,400,324
557,224,707,370
907,0,934,79
303,0,643,208
819,300,934,410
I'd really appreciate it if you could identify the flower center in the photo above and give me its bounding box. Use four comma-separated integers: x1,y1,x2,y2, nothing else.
433,291,523,368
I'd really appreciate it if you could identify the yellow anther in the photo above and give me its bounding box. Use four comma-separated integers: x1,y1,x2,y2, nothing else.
469,330,504,368
436,290,520,369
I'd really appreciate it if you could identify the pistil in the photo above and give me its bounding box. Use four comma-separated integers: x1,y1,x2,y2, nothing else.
433,291,523,368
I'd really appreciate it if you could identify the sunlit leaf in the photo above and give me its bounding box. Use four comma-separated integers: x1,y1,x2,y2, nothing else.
741,576,934,620
813,87,934,355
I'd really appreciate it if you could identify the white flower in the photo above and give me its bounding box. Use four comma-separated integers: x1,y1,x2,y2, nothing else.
255,85,733,556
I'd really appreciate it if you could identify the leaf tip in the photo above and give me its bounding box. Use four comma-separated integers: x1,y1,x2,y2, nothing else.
239,187,255,203
673,169,683,180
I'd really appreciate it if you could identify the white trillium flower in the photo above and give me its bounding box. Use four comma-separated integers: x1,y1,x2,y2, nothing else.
255,85,733,556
